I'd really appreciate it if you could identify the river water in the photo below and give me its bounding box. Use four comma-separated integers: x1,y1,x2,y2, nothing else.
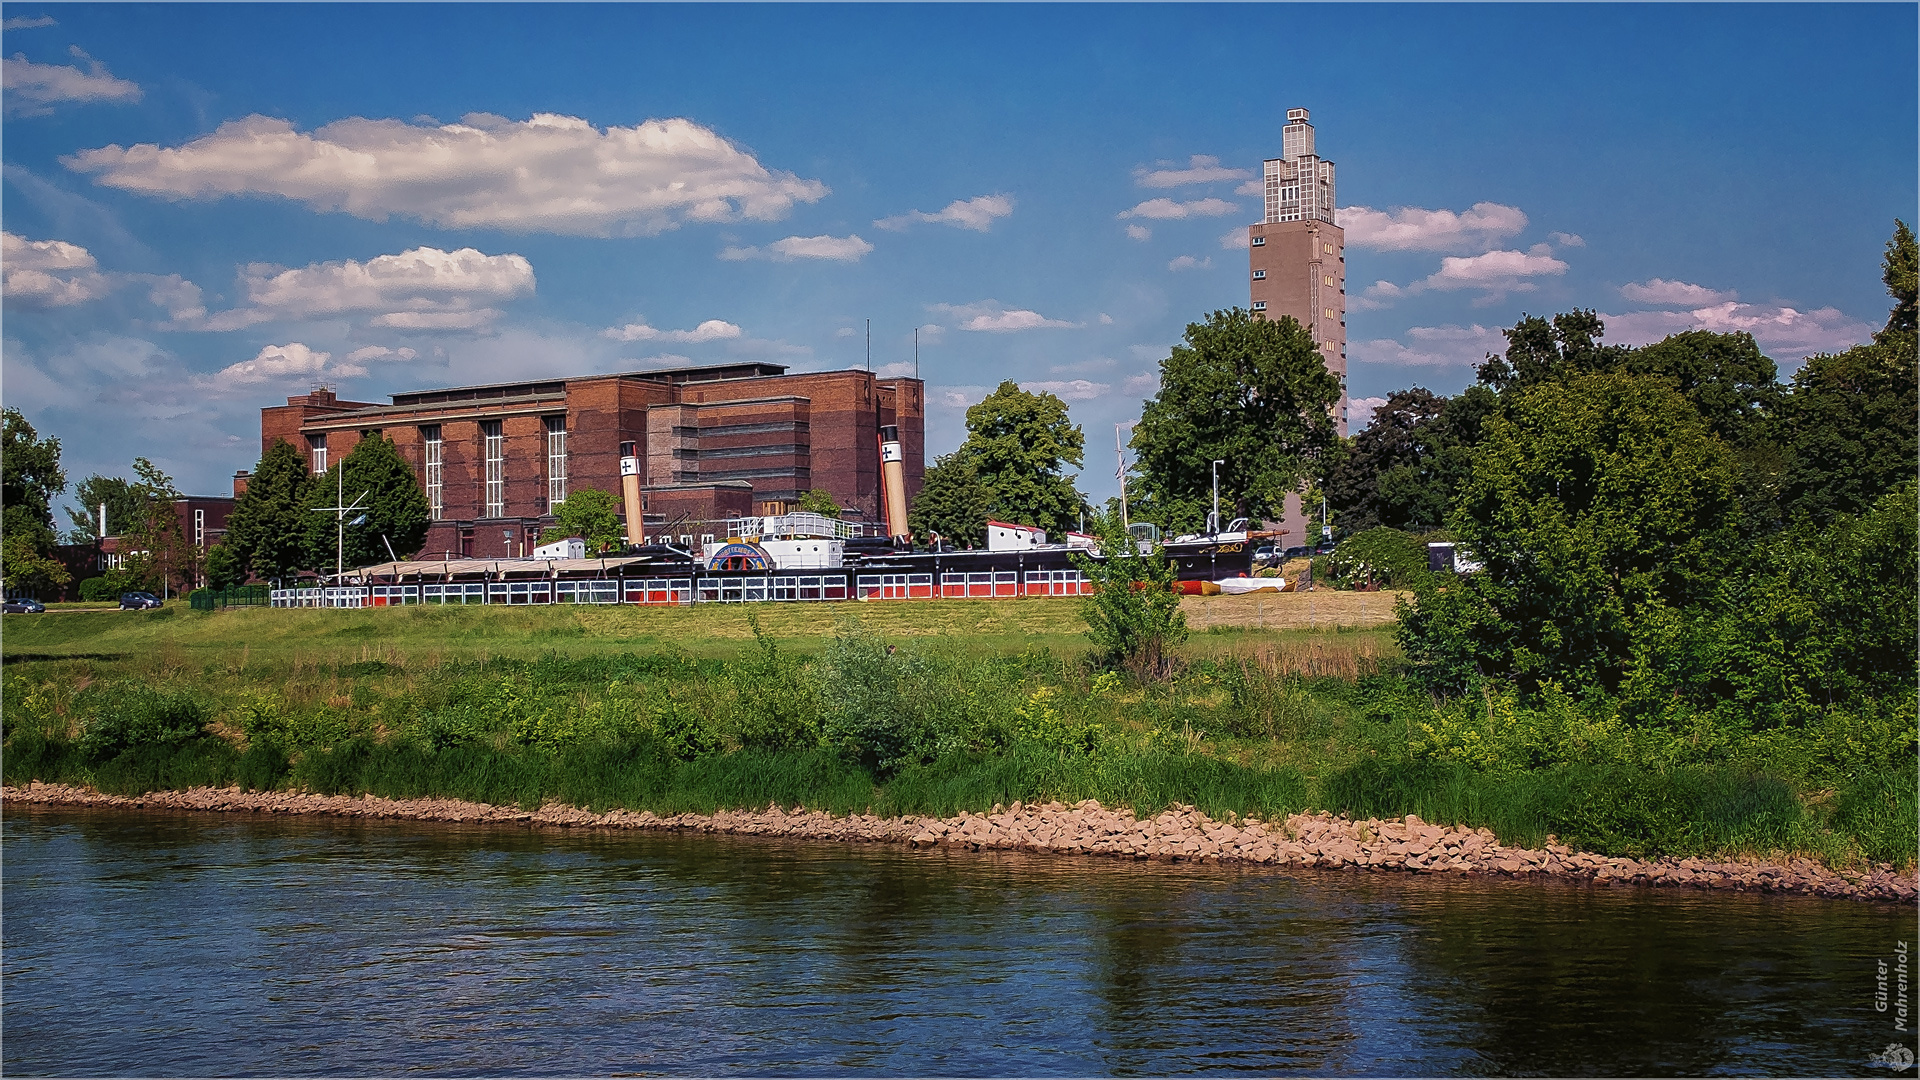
5,806,1913,1076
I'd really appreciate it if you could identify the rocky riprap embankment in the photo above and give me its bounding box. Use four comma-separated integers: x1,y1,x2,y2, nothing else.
7,781,1914,905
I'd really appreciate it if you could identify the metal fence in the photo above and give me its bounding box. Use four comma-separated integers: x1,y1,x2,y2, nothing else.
188,585,273,611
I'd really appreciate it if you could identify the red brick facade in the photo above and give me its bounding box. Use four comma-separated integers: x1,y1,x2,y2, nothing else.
258,364,925,559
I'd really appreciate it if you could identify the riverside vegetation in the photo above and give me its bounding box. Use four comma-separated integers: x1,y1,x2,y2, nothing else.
2,585,1911,873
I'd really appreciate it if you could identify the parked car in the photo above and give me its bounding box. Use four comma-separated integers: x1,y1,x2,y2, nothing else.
119,591,163,610
1282,546,1311,560
2,597,46,613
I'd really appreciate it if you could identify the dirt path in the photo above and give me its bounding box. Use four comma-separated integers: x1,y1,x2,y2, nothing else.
9,782,1912,905
1180,589,1406,631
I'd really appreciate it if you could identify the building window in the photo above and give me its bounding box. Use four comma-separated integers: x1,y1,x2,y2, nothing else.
308,435,327,474
1251,301,1267,311
545,416,567,508
194,509,205,549
1250,236,1265,247
1324,243,1335,255
1252,270,1266,280
482,420,505,517
422,425,443,521
1325,307,1337,319
1324,275,1335,287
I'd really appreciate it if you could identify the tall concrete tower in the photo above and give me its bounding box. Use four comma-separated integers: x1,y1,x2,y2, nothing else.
1248,108,1347,437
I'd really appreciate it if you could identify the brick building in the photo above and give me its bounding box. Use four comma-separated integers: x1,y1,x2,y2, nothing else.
1249,107,1347,436
1248,107,1346,546
254,363,925,559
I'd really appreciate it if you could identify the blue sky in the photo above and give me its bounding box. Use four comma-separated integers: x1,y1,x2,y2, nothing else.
4,3,1914,516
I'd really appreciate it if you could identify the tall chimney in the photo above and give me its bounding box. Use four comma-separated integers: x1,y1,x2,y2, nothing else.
879,425,908,540
620,442,643,547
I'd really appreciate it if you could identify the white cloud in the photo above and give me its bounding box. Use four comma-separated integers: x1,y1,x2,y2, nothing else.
1337,202,1527,252
917,323,945,344
67,112,827,237
1117,197,1238,220
1097,314,1114,325
1234,179,1264,197
874,193,1013,232
1424,245,1568,291
1167,255,1211,272
834,326,858,338
1,231,112,306
1620,278,1737,306
1134,155,1251,189
205,342,359,389
201,246,533,331
721,234,872,262
3,16,57,29
370,309,502,330
1349,396,1390,425
1550,231,1586,248
3,52,141,116
1219,228,1250,250
1360,245,1570,308
929,300,1081,332
1126,224,1151,242
1123,372,1159,395
1602,302,1873,360
603,317,743,343
1352,324,1507,368
1050,357,1117,375
1020,379,1110,401
344,345,419,364
876,361,917,378
144,274,205,323
631,353,694,368
935,386,988,410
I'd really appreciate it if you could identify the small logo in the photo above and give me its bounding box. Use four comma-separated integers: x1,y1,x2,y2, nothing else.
1869,1043,1916,1070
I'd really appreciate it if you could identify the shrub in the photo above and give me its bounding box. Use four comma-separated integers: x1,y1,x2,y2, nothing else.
1327,527,1431,590
818,621,929,776
729,615,821,752
77,689,209,760
1073,511,1187,680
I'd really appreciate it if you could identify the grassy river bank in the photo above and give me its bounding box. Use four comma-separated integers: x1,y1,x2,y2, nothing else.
2,594,1911,876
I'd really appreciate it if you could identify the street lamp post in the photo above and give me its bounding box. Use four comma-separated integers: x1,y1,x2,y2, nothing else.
1210,459,1225,536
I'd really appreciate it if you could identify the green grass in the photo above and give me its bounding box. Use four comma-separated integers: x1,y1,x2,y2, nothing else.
2,599,1910,871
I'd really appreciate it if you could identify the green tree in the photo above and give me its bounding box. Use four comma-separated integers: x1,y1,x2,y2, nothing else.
907,453,990,547
63,474,145,543
1131,309,1340,535
0,407,69,594
1324,386,1494,534
540,487,625,554
1649,481,1919,726
223,439,315,582
118,458,195,595
955,380,1085,535
1775,222,1918,525
1881,219,1916,341
303,434,429,573
1072,510,1187,680
1474,309,1631,393
1399,372,1740,695
795,489,841,518
203,541,247,590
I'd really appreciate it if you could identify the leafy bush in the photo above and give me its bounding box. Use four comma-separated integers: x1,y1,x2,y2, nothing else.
1074,511,1187,680
729,616,820,752
818,622,929,776
1328,527,1431,590
77,689,209,760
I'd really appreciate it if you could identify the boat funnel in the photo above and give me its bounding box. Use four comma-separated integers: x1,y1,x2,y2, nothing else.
620,441,643,546
880,425,909,540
